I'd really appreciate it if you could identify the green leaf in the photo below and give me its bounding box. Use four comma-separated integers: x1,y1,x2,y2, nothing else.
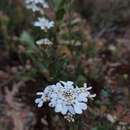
52,0,66,20
19,31,35,48
56,8,65,20
52,0,61,9
52,0,66,10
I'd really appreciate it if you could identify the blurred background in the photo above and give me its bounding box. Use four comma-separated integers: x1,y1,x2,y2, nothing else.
0,0,130,130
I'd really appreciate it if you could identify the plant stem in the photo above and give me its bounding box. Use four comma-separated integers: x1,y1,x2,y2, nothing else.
65,120,79,130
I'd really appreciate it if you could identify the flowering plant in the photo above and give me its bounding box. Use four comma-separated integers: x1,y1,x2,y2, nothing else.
35,81,96,122
24,0,96,129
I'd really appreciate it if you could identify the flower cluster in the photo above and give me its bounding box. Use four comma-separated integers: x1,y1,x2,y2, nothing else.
35,81,96,121
25,0,48,13
34,17,54,31
36,38,53,45
25,0,54,45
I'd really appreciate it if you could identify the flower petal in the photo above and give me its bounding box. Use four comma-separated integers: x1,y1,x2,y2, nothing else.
55,103,62,113
36,92,44,95
61,105,68,115
56,82,63,88
73,104,82,114
86,87,92,90
38,100,44,108
77,96,88,102
79,92,89,99
68,106,75,114
35,98,41,103
79,103,87,110
89,94,96,98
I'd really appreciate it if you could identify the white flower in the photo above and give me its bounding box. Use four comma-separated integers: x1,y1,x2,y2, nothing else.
36,38,53,45
25,0,48,13
34,91,46,107
26,3,41,12
25,0,48,8
106,114,117,123
35,81,96,121
34,17,54,30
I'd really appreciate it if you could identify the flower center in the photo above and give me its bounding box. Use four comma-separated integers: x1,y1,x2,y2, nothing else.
62,90,76,104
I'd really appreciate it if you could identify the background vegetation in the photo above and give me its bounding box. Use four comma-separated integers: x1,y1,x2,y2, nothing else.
0,0,130,130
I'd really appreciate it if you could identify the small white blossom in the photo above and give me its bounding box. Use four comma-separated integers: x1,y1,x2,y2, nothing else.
36,38,53,45
25,0,48,12
35,81,96,121
26,3,37,11
106,114,117,123
35,91,46,107
34,17,54,31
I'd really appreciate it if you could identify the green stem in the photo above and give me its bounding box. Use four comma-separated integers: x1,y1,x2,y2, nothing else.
65,121,79,130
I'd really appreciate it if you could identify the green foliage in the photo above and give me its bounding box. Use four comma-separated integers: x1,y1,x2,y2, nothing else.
52,0,66,10
19,31,35,49
56,8,65,21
